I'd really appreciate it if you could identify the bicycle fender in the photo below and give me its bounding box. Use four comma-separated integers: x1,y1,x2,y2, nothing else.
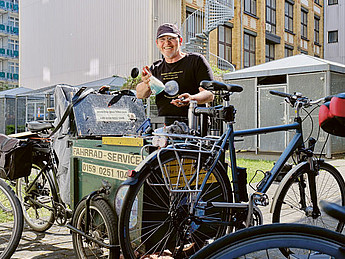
120,150,159,186
270,161,307,213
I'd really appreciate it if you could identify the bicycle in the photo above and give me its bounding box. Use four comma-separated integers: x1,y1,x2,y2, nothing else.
118,80,345,258
190,200,345,258
13,86,119,258
0,178,23,259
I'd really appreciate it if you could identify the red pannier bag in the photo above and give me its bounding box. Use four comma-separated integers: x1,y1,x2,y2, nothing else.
319,93,345,137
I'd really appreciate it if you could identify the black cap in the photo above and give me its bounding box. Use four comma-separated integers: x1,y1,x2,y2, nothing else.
156,23,181,39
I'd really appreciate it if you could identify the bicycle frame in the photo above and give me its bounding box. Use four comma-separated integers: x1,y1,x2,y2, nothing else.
24,140,65,214
149,110,306,221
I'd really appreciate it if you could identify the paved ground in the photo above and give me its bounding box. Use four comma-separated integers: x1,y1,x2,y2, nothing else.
12,224,75,259
9,155,345,258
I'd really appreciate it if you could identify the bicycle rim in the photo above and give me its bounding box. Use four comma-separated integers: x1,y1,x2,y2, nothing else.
0,179,23,259
191,223,345,259
273,162,345,231
119,151,232,259
16,164,55,232
72,199,117,259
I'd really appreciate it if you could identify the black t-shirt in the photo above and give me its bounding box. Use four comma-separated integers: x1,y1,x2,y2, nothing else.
150,53,213,116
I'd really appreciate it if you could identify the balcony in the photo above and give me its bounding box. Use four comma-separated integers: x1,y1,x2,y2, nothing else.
0,47,19,59
0,23,19,36
0,1,19,13
0,71,19,81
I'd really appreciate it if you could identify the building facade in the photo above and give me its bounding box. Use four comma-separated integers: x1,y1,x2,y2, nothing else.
183,0,324,70
0,0,19,90
20,0,324,89
324,0,345,65
20,0,181,90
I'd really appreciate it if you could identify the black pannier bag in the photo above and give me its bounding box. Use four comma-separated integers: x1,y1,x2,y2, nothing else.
0,134,33,180
319,93,345,137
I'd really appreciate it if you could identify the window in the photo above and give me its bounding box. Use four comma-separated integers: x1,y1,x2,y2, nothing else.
285,2,293,32
218,25,232,64
314,0,320,5
266,0,276,34
314,16,320,44
328,30,338,43
9,62,19,74
328,0,338,4
245,0,256,15
265,42,275,62
301,10,308,39
8,39,18,50
285,47,293,57
244,33,256,68
8,17,19,27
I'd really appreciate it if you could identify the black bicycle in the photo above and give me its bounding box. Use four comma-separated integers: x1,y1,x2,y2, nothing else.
118,81,345,258
13,86,119,259
0,179,23,259
191,200,345,258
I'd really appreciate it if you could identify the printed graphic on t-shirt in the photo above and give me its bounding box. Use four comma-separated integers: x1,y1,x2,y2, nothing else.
161,71,183,81
164,80,179,96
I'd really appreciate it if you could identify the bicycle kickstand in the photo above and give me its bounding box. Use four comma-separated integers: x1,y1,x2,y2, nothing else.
245,194,255,227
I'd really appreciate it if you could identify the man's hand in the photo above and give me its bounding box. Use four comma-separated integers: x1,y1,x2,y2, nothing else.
170,87,214,107
170,94,192,107
136,66,152,99
141,66,152,85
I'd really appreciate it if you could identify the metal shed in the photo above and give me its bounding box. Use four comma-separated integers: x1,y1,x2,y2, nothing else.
0,87,32,134
223,54,345,157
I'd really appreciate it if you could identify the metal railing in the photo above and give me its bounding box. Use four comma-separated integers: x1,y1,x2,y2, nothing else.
181,0,234,61
209,52,235,72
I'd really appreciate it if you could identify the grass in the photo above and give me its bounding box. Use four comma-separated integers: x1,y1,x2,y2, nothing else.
226,158,275,185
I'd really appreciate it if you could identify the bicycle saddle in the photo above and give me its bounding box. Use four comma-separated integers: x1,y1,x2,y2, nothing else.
200,80,243,93
320,200,345,222
27,121,54,132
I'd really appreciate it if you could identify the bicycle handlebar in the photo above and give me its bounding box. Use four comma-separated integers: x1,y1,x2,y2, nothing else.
269,90,330,108
194,107,217,117
200,80,243,93
269,90,293,98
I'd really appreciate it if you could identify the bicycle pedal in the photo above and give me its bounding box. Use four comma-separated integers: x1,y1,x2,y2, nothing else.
37,196,51,204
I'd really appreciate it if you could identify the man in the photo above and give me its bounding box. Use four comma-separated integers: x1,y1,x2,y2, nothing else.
136,23,214,118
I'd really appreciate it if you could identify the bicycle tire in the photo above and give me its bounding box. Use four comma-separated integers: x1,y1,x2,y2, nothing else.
16,163,56,232
119,150,232,259
72,198,117,259
190,223,345,259
0,179,24,259
273,161,345,232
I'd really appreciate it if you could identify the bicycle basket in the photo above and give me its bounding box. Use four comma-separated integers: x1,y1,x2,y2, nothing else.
0,134,33,180
319,93,345,137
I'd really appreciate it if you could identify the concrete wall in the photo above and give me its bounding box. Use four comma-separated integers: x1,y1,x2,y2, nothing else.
19,0,181,89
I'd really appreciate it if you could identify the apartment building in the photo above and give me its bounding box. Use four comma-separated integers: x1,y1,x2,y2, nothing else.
0,0,19,90
183,0,324,70
324,0,345,65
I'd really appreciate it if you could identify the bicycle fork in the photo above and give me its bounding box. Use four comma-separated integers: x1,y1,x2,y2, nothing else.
299,138,321,219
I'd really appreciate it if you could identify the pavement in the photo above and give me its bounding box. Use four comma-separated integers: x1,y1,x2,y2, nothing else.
9,155,345,258
12,224,75,259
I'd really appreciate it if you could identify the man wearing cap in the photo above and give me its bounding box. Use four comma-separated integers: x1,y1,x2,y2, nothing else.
136,23,214,118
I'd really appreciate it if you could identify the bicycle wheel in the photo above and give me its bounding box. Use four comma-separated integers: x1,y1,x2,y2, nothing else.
119,150,232,259
72,198,117,259
0,179,23,259
273,161,345,232
16,163,55,232
190,223,345,259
